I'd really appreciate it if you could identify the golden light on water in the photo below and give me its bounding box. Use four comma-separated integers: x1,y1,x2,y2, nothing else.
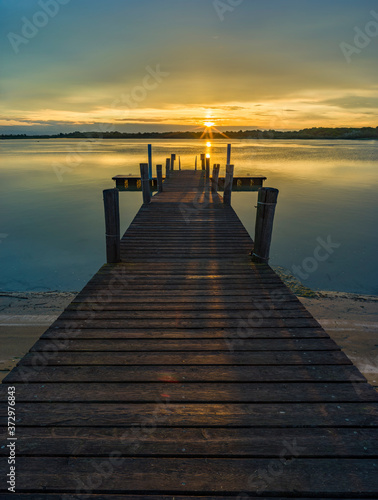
206,141,212,147
206,153,210,158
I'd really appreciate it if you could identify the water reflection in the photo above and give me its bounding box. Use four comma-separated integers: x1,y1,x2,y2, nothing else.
0,139,377,294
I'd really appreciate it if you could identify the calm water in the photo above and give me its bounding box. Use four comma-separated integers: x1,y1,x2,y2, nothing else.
1,138,377,294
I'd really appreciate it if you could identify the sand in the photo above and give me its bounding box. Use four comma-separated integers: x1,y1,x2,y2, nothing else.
0,288,377,389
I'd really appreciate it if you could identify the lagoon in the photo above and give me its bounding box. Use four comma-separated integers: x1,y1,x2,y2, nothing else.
0,138,377,294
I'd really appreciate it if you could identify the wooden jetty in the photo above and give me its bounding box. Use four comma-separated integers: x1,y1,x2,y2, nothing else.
1,167,378,498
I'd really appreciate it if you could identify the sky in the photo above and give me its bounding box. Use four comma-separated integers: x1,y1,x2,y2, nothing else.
1,0,378,134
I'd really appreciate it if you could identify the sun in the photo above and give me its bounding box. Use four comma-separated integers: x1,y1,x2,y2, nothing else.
193,118,229,140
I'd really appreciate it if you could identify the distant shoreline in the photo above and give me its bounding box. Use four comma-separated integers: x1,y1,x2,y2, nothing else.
1,126,378,141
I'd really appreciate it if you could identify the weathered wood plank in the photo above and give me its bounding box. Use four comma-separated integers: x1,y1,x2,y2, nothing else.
1,402,377,427
30,338,339,352
1,457,378,494
1,382,375,403
41,327,329,339
1,427,376,457
57,310,313,320
17,350,351,366
4,365,365,383
50,318,322,329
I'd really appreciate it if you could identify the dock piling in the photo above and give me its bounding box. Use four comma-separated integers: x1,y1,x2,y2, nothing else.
140,163,151,204
205,157,210,180
148,144,152,179
165,158,171,179
252,187,279,263
223,164,234,205
212,164,220,192
171,153,176,171
227,143,231,165
156,164,163,193
103,188,120,263
200,154,205,170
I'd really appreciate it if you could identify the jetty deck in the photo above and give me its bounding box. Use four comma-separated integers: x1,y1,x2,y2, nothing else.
1,170,378,498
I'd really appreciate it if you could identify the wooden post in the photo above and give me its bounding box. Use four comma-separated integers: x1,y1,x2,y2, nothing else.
252,187,279,264
171,153,176,171
223,164,234,205
227,143,231,165
165,158,171,178
103,188,120,263
195,156,197,170
200,154,205,170
156,164,163,193
148,144,152,179
205,157,210,180
179,156,181,170
212,164,220,192
140,163,151,204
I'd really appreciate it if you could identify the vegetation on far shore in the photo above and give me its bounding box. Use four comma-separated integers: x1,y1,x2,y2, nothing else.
1,127,378,140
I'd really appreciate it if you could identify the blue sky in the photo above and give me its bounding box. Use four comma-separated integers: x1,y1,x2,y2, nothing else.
1,0,377,133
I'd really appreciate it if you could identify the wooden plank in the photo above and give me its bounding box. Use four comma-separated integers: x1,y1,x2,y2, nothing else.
4,365,365,383
69,298,302,309
0,496,367,500
50,318,322,329
41,327,329,339
17,350,352,366
1,402,377,427
1,427,376,457
57,310,313,320
1,457,378,494
77,288,293,297
1,382,376,403
30,338,339,352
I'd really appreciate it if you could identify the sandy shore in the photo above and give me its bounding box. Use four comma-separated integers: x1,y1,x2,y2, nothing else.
0,287,377,389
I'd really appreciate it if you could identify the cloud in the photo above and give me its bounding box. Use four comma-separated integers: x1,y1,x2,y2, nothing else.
320,96,378,110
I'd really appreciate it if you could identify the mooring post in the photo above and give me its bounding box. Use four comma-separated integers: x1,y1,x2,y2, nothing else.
205,157,210,180
171,153,176,171
148,144,152,179
200,154,205,170
227,143,231,165
165,158,171,178
179,156,181,170
103,188,120,263
223,164,234,205
252,187,279,263
212,164,220,192
195,156,197,170
156,164,163,193
140,163,151,204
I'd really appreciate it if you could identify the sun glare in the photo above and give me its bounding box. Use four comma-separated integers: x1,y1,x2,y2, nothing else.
206,141,212,147
206,153,210,158
204,121,215,128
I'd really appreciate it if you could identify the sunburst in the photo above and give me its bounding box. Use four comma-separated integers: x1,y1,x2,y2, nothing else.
193,120,229,140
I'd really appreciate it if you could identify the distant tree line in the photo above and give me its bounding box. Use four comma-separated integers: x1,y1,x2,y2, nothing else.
1,127,378,140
